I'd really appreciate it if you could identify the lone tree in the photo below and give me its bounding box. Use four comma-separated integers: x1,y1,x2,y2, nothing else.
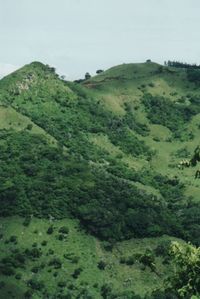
96,69,104,74
85,72,91,80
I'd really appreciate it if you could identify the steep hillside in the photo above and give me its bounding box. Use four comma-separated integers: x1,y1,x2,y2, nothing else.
0,61,200,298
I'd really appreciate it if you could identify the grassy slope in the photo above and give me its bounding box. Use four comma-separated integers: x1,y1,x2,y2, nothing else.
0,106,57,145
0,216,180,299
84,62,200,202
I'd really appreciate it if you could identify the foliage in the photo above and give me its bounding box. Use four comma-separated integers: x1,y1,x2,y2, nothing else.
59,226,69,234
187,68,200,85
166,242,200,298
0,130,183,241
142,94,200,137
165,60,200,69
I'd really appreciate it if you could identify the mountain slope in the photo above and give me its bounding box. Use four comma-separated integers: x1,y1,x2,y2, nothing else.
0,61,200,242
0,61,200,298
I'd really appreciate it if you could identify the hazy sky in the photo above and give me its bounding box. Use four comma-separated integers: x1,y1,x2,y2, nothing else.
0,0,200,79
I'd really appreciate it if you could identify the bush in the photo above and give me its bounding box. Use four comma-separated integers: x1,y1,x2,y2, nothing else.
24,289,34,299
31,266,39,273
139,250,155,271
23,216,31,227
58,281,67,288
119,255,135,265
15,273,22,280
154,240,171,257
48,249,54,255
41,240,47,246
47,225,54,234
71,256,79,264
26,124,33,130
59,226,69,234
97,260,106,270
58,234,65,241
27,278,44,290
0,265,15,276
25,248,42,259
101,284,112,299
102,241,113,252
72,267,82,279
48,257,62,269
9,235,17,243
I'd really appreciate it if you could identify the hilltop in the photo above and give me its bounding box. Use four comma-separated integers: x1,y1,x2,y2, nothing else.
0,60,200,298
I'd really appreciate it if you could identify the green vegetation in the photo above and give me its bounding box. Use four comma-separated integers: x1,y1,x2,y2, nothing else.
165,242,200,298
142,93,200,138
0,60,200,297
0,217,184,299
1,129,199,244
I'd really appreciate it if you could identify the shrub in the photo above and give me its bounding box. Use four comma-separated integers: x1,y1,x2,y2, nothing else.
27,278,44,290
72,267,82,279
139,250,155,271
9,235,17,243
0,265,15,276
23,216,31,227
154,240,171,257
41,240,47,246
48,257,62,269
47,225,54,234
58,281,67,288
24,289,34,299
26,124,33,130
15,273,22,280
101,284,112,299
59,226,69,234
31,266,39,273
97,260,106,270
48,249,54,255
102,241,113,252
58,234,65,241
25,248,42,259
119,255,135,265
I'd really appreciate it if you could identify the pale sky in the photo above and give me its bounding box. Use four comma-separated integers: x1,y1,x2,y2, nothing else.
0,0,200,79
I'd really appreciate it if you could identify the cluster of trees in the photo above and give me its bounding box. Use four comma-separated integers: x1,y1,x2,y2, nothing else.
163,61,200,85
0,130,199,244
187,68,200,85
142,94,200,138
164,60,200,69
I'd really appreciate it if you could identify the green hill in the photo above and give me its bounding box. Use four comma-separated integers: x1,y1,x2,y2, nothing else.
0,61,200,298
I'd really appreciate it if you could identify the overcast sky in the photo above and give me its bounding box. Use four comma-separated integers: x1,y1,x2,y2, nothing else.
0,0,200,80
